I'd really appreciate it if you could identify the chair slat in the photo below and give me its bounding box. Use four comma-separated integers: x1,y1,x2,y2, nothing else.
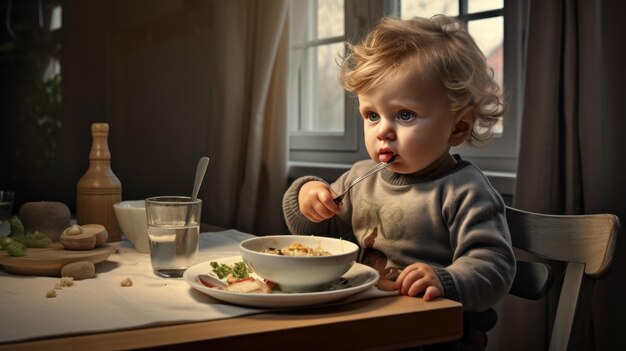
548,263,584,351
506,207,620,277
505,207,620,351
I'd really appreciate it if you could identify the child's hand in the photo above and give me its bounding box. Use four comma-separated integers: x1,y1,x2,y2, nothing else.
298,181,341,222
393,262,444,301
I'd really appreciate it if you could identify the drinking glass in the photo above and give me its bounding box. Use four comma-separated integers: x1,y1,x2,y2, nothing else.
145,196,201,278
0,191,15,224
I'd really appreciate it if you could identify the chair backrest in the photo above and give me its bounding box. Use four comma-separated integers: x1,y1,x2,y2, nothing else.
505,206,620,351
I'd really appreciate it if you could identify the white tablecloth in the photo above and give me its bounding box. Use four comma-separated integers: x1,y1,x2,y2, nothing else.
0,230,395,344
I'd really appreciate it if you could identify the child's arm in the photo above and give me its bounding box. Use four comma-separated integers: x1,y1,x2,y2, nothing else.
393,262,444,301
298,181,342,222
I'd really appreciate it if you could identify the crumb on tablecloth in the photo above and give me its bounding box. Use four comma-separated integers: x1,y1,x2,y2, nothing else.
55,276,74,289
46,290,57,298
120,277,133,287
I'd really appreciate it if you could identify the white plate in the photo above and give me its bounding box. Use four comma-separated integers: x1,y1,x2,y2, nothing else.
183,256,379,308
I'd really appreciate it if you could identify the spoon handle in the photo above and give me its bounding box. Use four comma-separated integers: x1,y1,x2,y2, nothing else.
185,157,209,229
191,157,210,201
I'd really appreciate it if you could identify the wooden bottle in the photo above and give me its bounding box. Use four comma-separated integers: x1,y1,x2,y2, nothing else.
76,123,122,242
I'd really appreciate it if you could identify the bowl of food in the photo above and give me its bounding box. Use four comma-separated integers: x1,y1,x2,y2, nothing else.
113,200,149,253
239,235,359,292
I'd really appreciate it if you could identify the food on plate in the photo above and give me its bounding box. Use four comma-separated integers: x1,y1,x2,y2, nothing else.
60,224,108,250
240,236,359,292
262,242,331,257
201,260,273,293
198,274,273,293
120,277,133,287
376,278,395,292
210,260,249,279
87,224,108,246
61,229,96,250
0,236,12,249
18,201,71,241
3,216,52,256
222,277,272,293
61,261,96,280
5,241,26,257
12,230,53,248
9,215,24,236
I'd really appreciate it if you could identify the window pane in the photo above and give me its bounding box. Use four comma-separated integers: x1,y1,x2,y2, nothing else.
468,16,504,134
468,0,503,13
401,0,458,19
317,0,344,39
301,43,345,132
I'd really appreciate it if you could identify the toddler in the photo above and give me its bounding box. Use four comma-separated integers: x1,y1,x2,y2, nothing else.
282,15,515,350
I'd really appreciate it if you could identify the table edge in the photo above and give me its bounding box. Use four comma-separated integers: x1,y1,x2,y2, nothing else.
0,296,463,351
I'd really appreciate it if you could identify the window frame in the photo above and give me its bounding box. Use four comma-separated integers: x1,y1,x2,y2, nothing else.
289,0,359,152
449,0,527,173
288,0,528,183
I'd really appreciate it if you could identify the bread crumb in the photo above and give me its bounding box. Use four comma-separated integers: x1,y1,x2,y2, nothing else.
55,276,74,289
46,290,57,298
121,277,133,287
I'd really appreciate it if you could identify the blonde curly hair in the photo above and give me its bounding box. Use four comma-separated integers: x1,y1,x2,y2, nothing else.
339,15,506,147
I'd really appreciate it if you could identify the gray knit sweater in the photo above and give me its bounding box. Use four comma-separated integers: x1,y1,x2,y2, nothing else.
283,156,516,314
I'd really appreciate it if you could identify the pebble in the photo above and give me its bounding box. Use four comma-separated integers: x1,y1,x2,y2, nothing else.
61,261,96,280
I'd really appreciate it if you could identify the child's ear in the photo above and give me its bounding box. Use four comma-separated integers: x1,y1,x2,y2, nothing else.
448,108,475,146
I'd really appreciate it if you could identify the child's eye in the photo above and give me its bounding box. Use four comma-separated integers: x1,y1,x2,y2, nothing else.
397,111,416,121
366,112,380,122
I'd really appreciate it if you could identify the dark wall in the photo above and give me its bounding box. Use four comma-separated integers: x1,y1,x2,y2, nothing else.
0,0,71,209
2,0,215,216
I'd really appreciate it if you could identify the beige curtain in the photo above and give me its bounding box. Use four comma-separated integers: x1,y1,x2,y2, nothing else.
201,0,290,235
489,0,626,350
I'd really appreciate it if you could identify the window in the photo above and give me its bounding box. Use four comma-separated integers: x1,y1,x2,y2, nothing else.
289,0,354,155
289,0,527,183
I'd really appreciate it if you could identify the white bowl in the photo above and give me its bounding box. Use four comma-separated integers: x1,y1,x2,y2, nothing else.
113,200,150,253
239,235,359,292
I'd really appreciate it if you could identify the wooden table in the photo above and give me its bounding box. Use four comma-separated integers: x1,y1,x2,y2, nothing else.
0,225,463,350
0,295,462,351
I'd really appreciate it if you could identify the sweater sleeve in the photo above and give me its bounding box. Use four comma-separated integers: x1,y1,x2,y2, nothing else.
282,176,327,235
441,170,517,312
435,267,460,302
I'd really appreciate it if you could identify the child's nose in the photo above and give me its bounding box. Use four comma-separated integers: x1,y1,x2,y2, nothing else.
376,118,396,140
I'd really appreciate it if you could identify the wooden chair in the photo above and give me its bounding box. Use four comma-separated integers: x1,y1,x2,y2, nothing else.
505,206,620,351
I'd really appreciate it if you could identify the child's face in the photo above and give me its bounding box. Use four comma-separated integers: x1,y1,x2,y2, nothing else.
357,71,458,175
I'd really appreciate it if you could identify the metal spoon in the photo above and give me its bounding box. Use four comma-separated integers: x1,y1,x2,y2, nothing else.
177,157,209,255
184,157,209,225
191,157,210,202
333,155,397,204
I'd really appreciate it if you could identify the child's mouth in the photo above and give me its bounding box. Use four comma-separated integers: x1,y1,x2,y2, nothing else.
378,152,396,163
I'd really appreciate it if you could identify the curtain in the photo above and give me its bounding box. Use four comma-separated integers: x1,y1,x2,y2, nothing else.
201,0,290,235
489,0,626,350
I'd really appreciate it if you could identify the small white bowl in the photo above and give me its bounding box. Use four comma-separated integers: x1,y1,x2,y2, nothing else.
113,200,150,253
239,235,359,292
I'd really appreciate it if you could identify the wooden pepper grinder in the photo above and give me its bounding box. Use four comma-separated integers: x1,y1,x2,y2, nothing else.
76,123,122,242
